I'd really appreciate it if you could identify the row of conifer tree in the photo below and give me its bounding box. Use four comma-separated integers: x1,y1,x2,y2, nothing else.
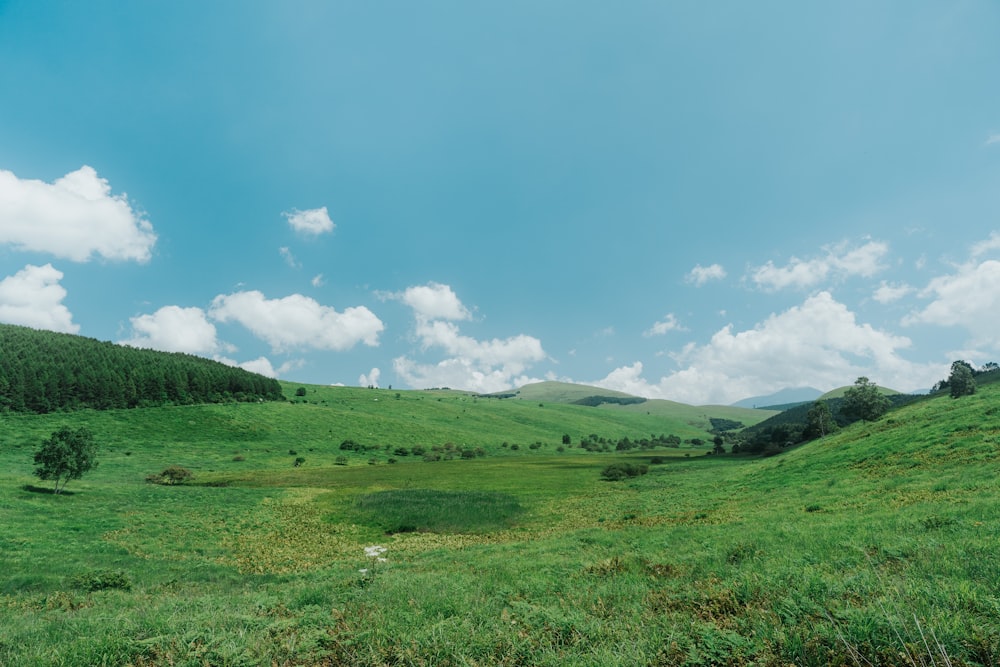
0,324,284,413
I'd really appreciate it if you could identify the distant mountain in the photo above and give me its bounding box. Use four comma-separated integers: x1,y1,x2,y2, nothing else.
730,387,823,409
819,384,902,400
495,381,638,403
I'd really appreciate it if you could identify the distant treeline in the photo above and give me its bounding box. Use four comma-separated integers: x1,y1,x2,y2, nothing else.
0,324,284,413
571,396,647,407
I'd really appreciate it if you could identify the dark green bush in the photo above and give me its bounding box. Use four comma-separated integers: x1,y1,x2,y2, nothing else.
69,569,131,592
146,466,193,485
600,462,649,481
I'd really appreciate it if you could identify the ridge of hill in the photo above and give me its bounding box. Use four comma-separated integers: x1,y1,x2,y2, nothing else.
819,384,902,399
495,380,637,403
0,323,284,413
496,380,776,431
730,386,823,409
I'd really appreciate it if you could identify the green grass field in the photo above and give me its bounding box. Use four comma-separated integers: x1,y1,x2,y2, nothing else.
1,382,998,665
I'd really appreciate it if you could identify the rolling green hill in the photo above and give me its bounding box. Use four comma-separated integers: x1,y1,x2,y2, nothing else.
500,380,776,433
818,383,902,400
2,358,1000,664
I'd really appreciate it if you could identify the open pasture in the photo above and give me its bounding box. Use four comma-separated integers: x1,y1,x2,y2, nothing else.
1,384,999,665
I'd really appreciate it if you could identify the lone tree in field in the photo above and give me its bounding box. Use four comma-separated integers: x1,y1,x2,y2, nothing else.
840,377,890,423
33,426,99,494
948,360,976,398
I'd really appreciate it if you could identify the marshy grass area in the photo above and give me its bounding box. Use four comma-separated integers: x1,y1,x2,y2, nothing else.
1,384,1000,665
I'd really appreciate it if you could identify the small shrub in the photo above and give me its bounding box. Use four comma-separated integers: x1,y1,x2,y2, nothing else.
393,446,410,457
411,445,427,456
387,458,397,464
288,449,297,455
294,457,306,467
510,444,520,451
920,515,957,530
556,445,565,452
529,442,542,450
146,465,194,485
232,455,245,462
650,456,666,464
335,456,348,466
600,462,649,481
69,569,132,592
460,449,476,459
804,504,822,512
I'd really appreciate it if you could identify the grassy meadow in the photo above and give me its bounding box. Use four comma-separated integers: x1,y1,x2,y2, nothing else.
1,382,999,665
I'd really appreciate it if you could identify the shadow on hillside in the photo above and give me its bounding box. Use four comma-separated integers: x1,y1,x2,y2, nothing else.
21,484,76,496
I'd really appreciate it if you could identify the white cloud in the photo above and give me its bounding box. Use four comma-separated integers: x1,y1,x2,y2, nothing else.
750,240,888,290
872,281,914,304
686,263,726,286
0,264,78,333
0,166,156,262
594,291,943,404
209,290,383,352
284,207,335,235
392,282,545,392
311,274,325,287
279,247,300,268
120,305,224,354
986,133,1000,146
644,313,685,337
390,282,471,321
904,258,1000,350
359,367,381,387
393,356,543,394
971,231,1000,258
215,355,305,379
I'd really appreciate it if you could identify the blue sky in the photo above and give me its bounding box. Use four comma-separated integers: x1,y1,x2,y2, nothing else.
2,1,1000,404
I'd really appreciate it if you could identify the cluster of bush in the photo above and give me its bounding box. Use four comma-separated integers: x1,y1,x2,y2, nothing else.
145,466,193,485
600,462,649,481
418,442,487,461
578,433,683,453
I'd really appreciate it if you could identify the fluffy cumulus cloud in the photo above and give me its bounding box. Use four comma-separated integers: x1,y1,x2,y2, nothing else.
283,207,335,235
986,133,1000,146
392,282,545,392
904,255,1000,352
0,264,78,333
594,292,943,404
209,290,383,352
686,263,727,286
749,240,888,290
120,306,223,354
0,166,156,262
644,313,685,337
389,282,471,321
